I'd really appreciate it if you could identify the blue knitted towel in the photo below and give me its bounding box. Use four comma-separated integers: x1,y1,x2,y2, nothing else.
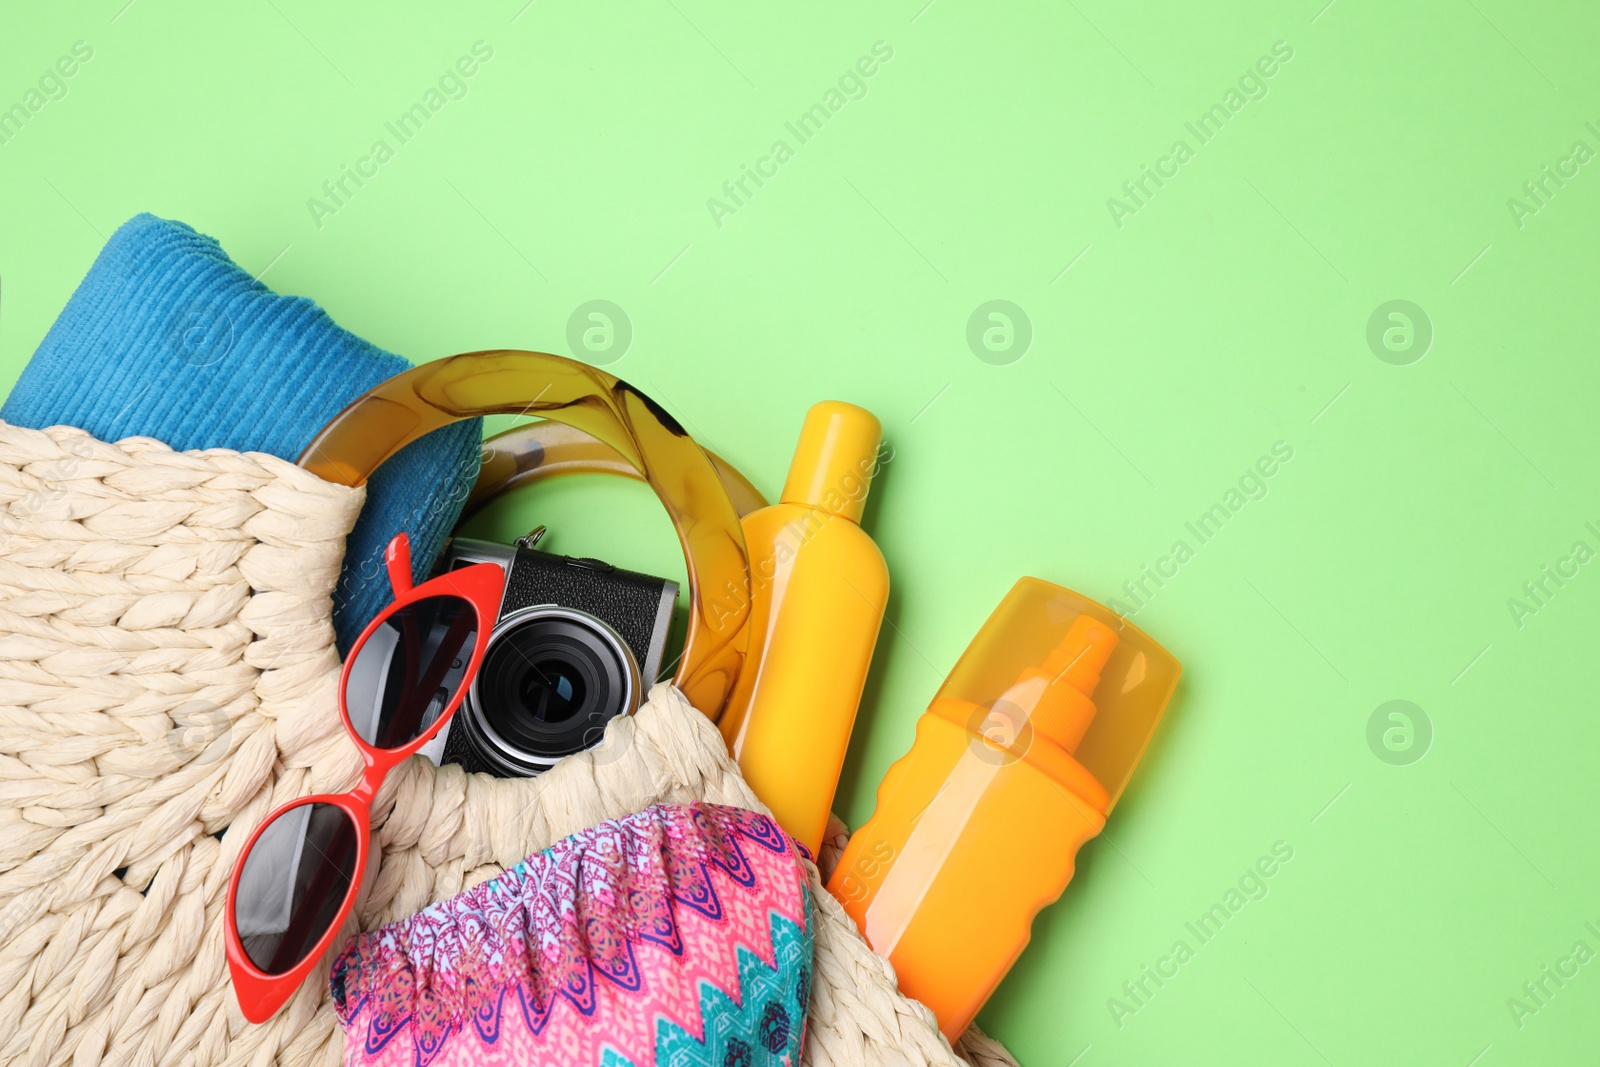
1,213,482,651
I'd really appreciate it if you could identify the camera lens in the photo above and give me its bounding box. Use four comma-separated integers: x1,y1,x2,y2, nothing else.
458,607,640,776
520,659,586,724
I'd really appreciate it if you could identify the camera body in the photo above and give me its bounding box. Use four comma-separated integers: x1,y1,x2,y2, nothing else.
425,535,678,776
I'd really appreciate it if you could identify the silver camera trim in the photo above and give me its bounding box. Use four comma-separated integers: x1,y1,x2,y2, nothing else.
459,603,644,775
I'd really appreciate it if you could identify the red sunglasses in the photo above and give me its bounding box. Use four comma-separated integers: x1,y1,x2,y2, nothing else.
225,533,504,1023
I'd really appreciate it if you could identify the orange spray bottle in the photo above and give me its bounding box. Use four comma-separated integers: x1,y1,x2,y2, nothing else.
826,578,1180,1040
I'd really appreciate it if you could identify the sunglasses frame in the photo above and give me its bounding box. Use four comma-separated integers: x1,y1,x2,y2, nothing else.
225,532,505,1023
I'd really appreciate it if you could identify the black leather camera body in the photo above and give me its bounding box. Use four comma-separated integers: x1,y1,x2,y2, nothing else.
425,533,678,776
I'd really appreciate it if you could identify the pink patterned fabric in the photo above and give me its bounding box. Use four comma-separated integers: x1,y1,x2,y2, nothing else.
331,803,814,1067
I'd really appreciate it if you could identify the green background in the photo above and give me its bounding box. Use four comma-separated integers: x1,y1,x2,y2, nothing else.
3,1,1597,1063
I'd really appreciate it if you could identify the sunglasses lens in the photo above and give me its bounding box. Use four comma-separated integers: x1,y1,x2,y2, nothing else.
234,802,359,974
346,594,478,750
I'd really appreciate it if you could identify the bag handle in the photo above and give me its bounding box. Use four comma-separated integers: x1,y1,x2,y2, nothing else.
465,420,766,520
299,349,751,720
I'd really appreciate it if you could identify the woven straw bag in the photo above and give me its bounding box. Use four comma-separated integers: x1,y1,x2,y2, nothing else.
0,420,1021,1067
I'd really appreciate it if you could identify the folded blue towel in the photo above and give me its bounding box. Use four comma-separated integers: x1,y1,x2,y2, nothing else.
1,213,482,651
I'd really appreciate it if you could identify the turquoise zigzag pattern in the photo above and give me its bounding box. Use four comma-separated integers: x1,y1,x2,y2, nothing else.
600,889,815,1067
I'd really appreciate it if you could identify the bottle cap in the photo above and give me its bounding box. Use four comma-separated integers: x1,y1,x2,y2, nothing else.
936,578,1181,812
779,401,882,523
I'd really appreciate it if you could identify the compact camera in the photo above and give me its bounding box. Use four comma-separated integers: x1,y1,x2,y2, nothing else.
422,531,678,776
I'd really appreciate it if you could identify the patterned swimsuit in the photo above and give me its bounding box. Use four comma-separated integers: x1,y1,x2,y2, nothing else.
331,803,814,1067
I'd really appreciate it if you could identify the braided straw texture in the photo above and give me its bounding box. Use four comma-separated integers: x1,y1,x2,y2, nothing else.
0,421,1020,1067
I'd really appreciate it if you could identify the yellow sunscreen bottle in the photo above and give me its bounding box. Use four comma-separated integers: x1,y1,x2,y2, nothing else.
720,401,889,855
